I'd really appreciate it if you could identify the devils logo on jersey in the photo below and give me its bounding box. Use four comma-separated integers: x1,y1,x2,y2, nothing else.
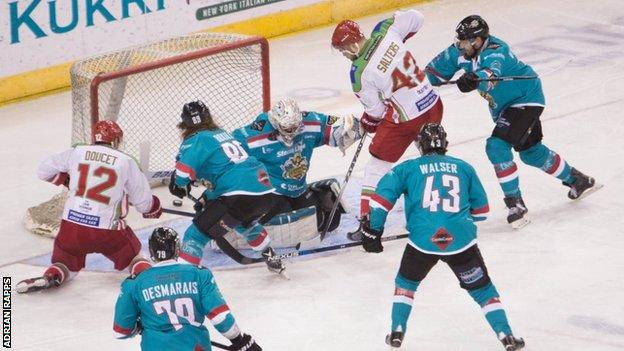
281,153,308,180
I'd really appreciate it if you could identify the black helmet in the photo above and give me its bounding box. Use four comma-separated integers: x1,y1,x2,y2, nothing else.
181,100,211,127
455,15,489,40
148,227,180,262
417,123,449,155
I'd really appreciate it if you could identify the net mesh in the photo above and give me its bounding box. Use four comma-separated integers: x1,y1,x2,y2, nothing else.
71,32,267,175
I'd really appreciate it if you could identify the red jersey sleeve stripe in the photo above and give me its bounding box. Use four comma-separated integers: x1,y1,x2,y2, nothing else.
208,304,230,320
370,193,393,211
175,162,196,180
470,204,490,215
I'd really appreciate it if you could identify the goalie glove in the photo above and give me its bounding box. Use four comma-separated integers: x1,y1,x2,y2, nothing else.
362,220,383,253
230,333,262,351
333,114,364,154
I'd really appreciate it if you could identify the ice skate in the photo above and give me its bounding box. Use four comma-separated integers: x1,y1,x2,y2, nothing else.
564,168,603,200
500,334,525,350
16,275,60,294
262,247,287,276
504,196,530,229
347,216,368,241
385,331,404,349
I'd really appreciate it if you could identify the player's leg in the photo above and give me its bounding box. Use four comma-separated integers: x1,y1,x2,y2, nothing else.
296,178,348,232
387,245,438,348
16,220,83,293
444,245,524,350
180,223,212,265
101,225,151,275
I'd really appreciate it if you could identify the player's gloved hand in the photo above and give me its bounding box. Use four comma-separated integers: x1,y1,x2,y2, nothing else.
49,172,70,188
143,195,162,219
230,333,262,351
456,72,479,93
360,112,382,133
362,220,384,253
168,172,190,199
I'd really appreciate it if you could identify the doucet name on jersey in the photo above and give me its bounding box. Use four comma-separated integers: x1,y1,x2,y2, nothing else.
84,151,118,165
377,42,400,73
419,162,459,175
141,281,199,302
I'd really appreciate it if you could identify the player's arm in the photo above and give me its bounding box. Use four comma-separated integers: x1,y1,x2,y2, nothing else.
473,48,507,92
37,148,73,187
466,164,489,222
200,270,261,351
169,137,206,199
113,278,142,339
425,45,462,86
362,167,405,253
355,77,387,133
125,159,162,219
390,9,425,42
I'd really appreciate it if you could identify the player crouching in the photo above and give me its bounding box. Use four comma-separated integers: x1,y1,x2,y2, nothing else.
17,121,162,294
114,227,262,351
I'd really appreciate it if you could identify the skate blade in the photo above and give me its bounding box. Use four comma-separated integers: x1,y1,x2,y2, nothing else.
573,182,604,201
511,217,531,230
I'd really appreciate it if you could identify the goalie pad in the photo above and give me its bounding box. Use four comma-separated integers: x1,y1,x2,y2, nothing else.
216,207,318,249
332,114,364,154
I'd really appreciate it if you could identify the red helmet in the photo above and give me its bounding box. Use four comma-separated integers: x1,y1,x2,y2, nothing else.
331,20,364,49
92,120,123,146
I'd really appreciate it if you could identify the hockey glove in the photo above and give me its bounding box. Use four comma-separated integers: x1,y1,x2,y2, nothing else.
230,333,262,351
360,112,382,133
142,195,162,219
49,172,70,188
362,221,384,253
457,72,479,93
168,172,190,199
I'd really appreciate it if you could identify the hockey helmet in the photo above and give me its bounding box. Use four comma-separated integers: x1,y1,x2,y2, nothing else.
148,227,180,262
455,15,489,41
417,123,449,155
331,19,364,50
92,120,123,147
181,100,211,128
268,97,303,147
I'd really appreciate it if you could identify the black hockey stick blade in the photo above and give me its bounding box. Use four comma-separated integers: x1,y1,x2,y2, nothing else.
438,75,538,86
273,233,409,261
162,207,195,217
211,340,233,350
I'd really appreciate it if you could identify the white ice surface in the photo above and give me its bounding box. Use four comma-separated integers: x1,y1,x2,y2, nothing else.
2,0,624,350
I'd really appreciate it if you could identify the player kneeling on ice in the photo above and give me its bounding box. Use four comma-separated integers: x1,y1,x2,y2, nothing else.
114,227,262,351
231,97,362,237
169,101,285,274
425,15,599,229
361,123,524,350
17,121,161,294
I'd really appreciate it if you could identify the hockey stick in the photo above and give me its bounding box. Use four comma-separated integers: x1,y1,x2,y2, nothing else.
162,207,195,217
317,132,368,242
269,233,409,261
210,341,234,350
438,75,538,86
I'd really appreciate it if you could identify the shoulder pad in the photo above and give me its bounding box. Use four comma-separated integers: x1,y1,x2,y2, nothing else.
486,42,501,50
250,119,267,131
326,115,340,125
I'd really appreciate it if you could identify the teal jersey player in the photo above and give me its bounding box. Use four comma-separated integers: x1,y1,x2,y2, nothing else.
169,101,285,274
114,227,261,351
361,124,525,351
424,15,598,229
369,153,489,254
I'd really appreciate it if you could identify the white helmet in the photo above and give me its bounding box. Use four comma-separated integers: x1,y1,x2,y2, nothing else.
268,97,303,146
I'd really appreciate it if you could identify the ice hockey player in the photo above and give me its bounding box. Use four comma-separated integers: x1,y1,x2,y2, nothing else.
425,15,599,228
113,227,262,351
16,120,162,294
232,97,361,235
168,100,285,274
331,9,444,239
361,123,525,350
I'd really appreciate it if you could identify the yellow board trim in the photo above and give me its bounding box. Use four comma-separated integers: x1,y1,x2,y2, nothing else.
0,0,429,106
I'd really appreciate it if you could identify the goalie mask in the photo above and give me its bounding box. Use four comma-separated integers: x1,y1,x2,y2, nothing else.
268,97,303,147
148,227,180,262
92,120,123,148
417,123,448,155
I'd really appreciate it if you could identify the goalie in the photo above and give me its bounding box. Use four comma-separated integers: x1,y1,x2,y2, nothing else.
231,97,363,237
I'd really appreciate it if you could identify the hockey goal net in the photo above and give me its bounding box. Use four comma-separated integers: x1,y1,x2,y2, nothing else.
26,32,270,238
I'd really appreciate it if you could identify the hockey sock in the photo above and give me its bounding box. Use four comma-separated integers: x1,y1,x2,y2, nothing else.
468,283,512,337
44,262,71,285
391,273,420,333
129,257,151,276
179,224,210,265
520,143,573,183
362,156,393,218
235,224,270,252
494,161,521,198
360,187,374,218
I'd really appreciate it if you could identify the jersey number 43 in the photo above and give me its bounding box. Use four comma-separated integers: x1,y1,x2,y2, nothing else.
422,174,460,213
391,51,425,92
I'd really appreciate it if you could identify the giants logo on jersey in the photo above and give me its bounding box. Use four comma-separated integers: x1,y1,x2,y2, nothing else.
280,153,308,180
